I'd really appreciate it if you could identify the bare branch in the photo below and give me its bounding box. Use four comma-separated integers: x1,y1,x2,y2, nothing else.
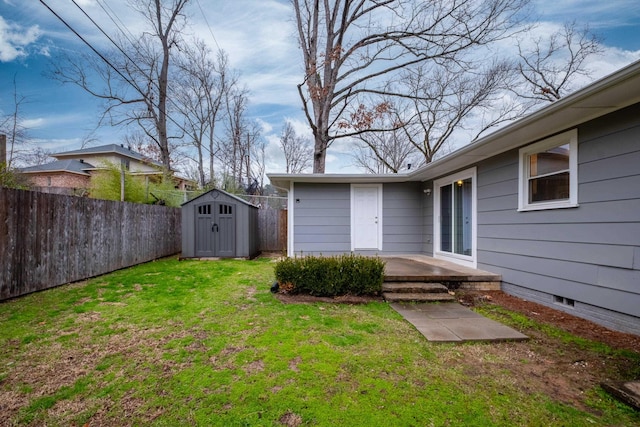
514,21,603,102
279,122,313,174
292,0,529,172
48,0,192,176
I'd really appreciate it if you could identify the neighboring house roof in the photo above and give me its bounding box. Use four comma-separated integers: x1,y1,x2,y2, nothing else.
21,159,94,176
54,144,164,168
269,59,640,189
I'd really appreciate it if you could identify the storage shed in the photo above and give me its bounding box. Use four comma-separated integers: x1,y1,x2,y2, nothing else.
181,188,259,258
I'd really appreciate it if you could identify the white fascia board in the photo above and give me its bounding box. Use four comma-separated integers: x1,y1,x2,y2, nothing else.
267,173,411,189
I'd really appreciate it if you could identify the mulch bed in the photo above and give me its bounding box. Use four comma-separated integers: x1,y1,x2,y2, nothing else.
274,293,382,305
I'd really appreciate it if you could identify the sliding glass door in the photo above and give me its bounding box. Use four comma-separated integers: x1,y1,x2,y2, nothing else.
434,168,476,267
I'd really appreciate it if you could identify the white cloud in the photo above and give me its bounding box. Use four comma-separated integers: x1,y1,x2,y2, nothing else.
38,45,51,57
587,47,640,79
263,134,286,175
29,138,84,152
256,118,273,134
21,118,46,128
0,16,41,62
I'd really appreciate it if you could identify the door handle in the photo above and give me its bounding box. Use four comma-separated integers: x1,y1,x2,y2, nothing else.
212,223,218,232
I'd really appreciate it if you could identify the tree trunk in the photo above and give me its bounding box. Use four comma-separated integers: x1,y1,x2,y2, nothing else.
312,133,327,173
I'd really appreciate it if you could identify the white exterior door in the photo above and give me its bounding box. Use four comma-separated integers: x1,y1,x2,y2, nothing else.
351,184,382,250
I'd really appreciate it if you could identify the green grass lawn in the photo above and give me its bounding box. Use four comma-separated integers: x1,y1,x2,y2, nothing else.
0,257,638,426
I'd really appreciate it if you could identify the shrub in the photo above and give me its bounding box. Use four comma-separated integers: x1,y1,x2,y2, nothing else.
273,254,385,297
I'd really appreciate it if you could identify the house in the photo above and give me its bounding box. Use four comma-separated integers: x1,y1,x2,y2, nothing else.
21,144,195,195
268,60,640,335
181,188,260,259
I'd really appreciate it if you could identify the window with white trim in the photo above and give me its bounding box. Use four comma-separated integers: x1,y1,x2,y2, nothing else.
518,129,578,211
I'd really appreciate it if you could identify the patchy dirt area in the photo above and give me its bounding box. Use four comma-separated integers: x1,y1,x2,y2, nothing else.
457,290,640,354
274,293,383,305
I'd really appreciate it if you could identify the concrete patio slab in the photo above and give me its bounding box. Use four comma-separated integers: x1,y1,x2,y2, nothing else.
413,321,463,343
382,256,502,283
417,304,485,319
390,302,529,343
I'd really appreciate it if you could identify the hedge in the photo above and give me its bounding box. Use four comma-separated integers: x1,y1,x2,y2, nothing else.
274,254,385,297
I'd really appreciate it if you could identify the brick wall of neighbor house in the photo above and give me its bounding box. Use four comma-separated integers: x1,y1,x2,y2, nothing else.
28,172,90,189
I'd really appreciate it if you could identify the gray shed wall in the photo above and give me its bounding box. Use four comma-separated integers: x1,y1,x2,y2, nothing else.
182,204,196,257
181,190,259,258
473,103,640,334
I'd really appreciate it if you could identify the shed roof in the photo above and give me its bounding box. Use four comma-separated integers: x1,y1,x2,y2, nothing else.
20,159,94,176
269,59,640,189
181,188,259,208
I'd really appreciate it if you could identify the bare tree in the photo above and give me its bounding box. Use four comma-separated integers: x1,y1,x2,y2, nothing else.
244,121,263,191
515,21,603,102
20,147,55,167
279,122,312,174
50,0,191,176
249,136,267,194
222,87,247,186
399,60,520,164
123,130,163,162
353,125,420,174
0,75,29,168
175,42,236,188
292,0,528,172
220,87,263,190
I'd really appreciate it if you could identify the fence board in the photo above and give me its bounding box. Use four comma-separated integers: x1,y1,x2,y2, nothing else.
0,188,181,300
258,207,287,252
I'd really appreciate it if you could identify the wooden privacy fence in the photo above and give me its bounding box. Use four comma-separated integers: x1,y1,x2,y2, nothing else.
258,208,287,252
0,187,181,300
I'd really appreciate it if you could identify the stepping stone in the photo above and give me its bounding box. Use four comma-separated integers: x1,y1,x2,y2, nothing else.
389,302,529,343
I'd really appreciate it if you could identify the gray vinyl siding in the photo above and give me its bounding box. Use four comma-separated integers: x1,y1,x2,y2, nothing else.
475,103,640,334
382,182,424,254
292,182,426,256
292,183,350,255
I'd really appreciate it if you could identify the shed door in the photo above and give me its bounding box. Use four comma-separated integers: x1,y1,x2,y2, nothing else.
215,203,235,257
195,203,215,257
195,202,236,257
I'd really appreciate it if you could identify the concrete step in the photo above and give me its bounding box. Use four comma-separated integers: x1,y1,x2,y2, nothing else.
384,279,501,291
382,282,449,294
383,292,456,302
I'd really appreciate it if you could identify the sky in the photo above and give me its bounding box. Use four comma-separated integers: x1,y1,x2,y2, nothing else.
1,0,640,177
